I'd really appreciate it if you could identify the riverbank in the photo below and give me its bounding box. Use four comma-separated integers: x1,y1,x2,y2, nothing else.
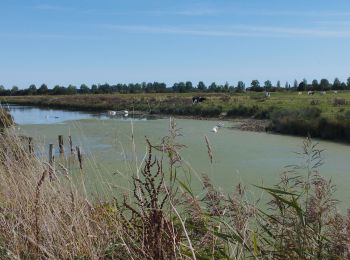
1,121,350,259
2,92,350,142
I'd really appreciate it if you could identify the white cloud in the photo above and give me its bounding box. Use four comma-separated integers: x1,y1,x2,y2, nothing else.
104,24,350,38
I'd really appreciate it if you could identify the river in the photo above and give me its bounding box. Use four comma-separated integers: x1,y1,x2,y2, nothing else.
8,104,350,209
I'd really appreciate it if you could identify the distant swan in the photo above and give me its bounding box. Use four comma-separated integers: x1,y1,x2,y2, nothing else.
108,110,116,116
211,126,218,133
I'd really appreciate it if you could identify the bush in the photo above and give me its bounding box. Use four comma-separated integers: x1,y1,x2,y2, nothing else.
333,98,347,106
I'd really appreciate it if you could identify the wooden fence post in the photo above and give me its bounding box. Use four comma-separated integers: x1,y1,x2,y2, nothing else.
58,135,64,154
69,135,73,153
49,144,54,180
28,137,33,154
76,146,83,169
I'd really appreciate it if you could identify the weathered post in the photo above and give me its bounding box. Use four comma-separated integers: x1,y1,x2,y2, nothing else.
49,144,54,180
28,137,33,154
58,135,64,154
76,146,83,169
69,135,73,153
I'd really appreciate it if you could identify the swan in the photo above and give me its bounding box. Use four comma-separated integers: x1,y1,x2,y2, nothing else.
211,126,218,133
108,110,116,116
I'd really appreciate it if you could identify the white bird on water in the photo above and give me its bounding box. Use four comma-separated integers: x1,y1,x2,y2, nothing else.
211,126,218,133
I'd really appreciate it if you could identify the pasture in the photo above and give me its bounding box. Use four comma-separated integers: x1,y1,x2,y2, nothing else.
1,90,349,120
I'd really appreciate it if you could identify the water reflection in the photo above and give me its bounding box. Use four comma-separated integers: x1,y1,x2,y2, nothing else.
7,104,155,125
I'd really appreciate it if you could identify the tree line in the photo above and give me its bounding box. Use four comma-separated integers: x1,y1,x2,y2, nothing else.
1,77,350,96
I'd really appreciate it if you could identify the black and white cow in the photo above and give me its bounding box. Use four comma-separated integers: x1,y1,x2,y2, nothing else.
192,96,207,104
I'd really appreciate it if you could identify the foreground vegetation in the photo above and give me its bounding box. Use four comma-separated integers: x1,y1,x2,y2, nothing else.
0,115,350,259
2,90,350,142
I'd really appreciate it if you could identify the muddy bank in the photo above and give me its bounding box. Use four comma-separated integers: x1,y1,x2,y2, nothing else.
229,119,270,132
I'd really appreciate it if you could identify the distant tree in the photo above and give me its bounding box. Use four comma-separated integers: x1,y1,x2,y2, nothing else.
333,78,341,90
197,81,207,91
79,84,90,94
276,80,281,89
91,84,98,94
312,79,319,91
37,84,48,95
67,85,77,95
250,80,261,91
293,80,298,89
297,78,307,91
98,83,111,93
11,86,19,95
347,77,350,88
285,82,289,88
236,81,245,92
52,85,67,95
320,79,330,91
341,82,347,90
172,82,186,93
264,80,272,90
208,82,217,92
28,84,37,95
223,82,229,92
0,85,5,95
185,81,193,92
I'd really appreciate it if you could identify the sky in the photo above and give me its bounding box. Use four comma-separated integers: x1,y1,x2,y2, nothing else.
1,0,350,88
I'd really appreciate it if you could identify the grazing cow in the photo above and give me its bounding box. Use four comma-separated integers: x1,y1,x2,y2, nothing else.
320,91,326,95
308,91,315,95
192,96,207,104
264,91,270,98
298,92,302,95
333,90,338,94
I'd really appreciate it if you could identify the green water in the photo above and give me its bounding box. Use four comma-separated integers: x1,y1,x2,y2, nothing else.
16,114,350,208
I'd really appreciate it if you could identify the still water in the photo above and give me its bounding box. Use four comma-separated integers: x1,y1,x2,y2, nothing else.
8,105,350,208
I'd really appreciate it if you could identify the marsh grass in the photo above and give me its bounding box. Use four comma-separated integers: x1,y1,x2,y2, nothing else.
0,116,349,259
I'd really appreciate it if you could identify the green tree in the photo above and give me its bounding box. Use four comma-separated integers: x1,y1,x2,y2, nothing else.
38,84,48,95
208,82,217,92
320,79,330,91
79,84,90,94
28,84,37,95
312,79,319,90
185,81,193,92
332,78,341,90
250,80,260,91
91,84,98,94
11,86,19,95
264,80,272,89
223,82,229,92
0,85,5,95
276,80,281,89
197,81,207,91
67,85,77,95
347,77,350,89
236,81,245,92
293,80,298,89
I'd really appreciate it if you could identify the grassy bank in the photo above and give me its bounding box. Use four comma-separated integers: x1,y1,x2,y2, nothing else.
2,91,350,141
0,118,349,259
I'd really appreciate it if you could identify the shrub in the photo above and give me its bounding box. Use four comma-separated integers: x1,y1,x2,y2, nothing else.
333,98,347,106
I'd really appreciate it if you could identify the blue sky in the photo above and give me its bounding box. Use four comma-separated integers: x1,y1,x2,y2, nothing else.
1,0,350,88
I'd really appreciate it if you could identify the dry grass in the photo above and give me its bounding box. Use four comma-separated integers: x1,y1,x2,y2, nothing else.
0,116,350,259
